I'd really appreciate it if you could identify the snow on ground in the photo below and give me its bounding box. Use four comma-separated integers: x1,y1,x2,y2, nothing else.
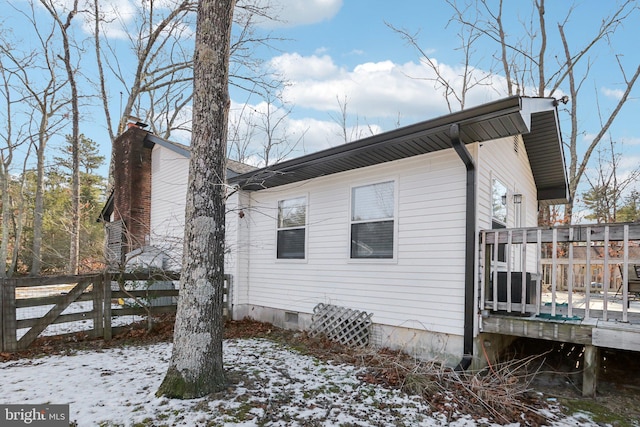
0,338,603,426
17,300,144,339
16,283,148,339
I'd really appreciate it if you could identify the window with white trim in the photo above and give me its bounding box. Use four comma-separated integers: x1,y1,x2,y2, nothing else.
491,178,507,262
277,196,306,259
350,181,394,259
492,178,508,226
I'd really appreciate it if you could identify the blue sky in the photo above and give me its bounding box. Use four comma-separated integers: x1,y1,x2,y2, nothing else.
227,0,640,212
231,0,640,157
3,0,640,213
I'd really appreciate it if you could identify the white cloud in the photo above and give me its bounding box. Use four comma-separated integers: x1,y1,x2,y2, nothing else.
622,136,640,146
602,87,625,100
78,0,137,39
79,0,195,41
252,0,343,29
269,53,507,123
618,154,640,174
269,53,340,80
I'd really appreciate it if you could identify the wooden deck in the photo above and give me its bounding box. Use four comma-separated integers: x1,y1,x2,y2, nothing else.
480,223,640,348
479,223,640,395
481,308,640,351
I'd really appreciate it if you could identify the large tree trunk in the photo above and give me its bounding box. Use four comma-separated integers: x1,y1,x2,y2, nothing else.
157,0,235,399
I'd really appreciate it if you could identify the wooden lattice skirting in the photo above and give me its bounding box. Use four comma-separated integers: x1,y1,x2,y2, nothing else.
309,303,373,347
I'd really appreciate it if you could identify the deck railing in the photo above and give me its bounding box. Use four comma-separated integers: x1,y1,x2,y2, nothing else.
480,223,640,323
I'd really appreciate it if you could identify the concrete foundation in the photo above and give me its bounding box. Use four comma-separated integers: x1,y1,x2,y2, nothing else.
233,304,465,366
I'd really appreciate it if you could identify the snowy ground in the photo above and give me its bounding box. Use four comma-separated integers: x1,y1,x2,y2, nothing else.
0,338,605,426
16,300,144,339
16,283,147,339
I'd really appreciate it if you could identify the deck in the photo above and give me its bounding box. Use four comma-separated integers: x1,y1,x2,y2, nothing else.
482,290,640,349
479,223,640,395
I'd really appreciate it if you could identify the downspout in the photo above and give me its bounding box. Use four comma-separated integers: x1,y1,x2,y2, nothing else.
450,123,476,371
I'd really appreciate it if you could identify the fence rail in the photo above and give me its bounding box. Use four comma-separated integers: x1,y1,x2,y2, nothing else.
1,272,232,352
480,223,640,323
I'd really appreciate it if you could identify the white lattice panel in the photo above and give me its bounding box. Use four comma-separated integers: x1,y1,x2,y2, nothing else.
309,303,373,347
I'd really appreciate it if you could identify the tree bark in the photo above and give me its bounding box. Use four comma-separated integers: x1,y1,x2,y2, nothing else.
30,135,45,276
157,0,235,399
41,0,81,274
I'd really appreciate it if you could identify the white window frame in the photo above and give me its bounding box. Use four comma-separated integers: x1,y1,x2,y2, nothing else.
275,195,308,261
348,179,398,262
490,175,509,265
491,176,508,227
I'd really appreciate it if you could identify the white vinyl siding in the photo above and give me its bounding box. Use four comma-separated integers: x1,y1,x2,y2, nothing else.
477,136,537,231
149,145,189,269
235,149,468,337
477,135,539,273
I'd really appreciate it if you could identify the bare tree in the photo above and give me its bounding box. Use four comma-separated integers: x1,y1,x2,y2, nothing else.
90,0,197,182
6,1,72,275
392,1,640,222
157,0,235,398
89,0,286,184
40,0,82,274
0,35,35,276
387,0,493,112
228,89,306,166
0,41,32,278
446,0,640,220
582,138,640,224
329,95,377,144
580,89,640,223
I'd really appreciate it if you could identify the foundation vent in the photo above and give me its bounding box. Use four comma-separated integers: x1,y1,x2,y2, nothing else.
309,303,373,347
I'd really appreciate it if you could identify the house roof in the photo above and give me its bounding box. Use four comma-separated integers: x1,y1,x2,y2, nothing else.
99,130,256,222
144,133,256,177
228,96,570,205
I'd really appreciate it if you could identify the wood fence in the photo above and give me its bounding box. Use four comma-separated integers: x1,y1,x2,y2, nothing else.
0,272,232,352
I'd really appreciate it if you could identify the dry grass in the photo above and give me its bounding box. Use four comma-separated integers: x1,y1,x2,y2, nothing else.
343,345,550,425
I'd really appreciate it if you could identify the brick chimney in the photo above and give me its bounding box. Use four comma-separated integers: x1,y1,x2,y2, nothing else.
110,125,152,260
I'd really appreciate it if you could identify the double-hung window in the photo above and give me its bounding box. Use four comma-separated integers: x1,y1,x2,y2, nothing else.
277,196,306,259
350,181,395,259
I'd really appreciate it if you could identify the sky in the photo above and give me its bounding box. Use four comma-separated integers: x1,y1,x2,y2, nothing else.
225,0,640,215
3,0,640,213
244,1,640,158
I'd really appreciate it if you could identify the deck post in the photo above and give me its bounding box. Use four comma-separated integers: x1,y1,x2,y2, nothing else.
582,344,599,397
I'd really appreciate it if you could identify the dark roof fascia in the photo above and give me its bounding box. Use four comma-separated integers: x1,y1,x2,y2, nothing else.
228,96,525,188
520,98,571,205
98,190,114,222
228,96,570,204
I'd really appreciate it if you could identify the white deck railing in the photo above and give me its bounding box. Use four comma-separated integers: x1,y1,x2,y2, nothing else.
480,223,640,323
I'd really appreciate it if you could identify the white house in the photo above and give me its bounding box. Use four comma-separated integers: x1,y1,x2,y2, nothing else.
100,126,254,271
107,96,570,368
223,96,569,367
